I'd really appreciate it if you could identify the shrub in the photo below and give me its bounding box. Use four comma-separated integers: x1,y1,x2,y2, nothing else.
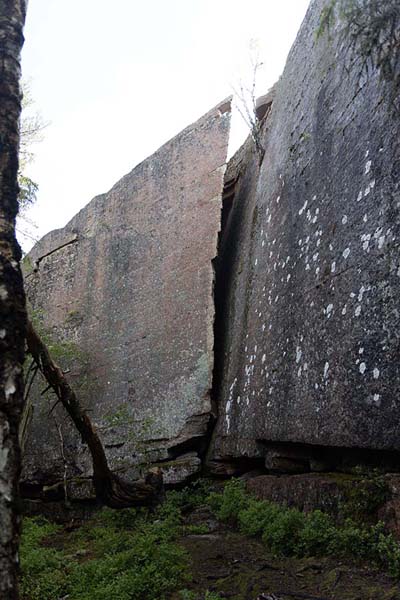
207,479,400,577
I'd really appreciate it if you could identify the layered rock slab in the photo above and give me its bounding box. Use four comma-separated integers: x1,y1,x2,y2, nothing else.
212,0,400,464
23,99,231,494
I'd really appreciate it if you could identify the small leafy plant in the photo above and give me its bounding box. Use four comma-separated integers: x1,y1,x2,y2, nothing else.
207,479,400,578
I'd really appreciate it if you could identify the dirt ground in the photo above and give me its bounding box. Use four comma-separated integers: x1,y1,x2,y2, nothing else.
173,506,400,600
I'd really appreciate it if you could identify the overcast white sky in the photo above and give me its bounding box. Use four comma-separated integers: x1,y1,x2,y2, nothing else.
19,0,310,251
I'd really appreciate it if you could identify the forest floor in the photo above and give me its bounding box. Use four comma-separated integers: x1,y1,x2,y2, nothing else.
20,479,400,600
175,504,400,600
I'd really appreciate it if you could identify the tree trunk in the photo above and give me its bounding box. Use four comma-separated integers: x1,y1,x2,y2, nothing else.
26,321,164,509
0,1,28,598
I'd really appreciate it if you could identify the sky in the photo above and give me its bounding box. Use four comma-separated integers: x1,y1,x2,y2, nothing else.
19,0,310,251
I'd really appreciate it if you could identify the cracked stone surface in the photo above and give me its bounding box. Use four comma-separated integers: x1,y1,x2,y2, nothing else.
22,99,231,493
212,0,400,462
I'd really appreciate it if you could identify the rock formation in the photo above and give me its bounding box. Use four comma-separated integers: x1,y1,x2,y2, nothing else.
22,0,400,502
211,0,400,471
22,99,231,497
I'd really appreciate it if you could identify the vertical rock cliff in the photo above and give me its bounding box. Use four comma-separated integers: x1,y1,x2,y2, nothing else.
22,0,400,499
211,0,400,471
22,99,231,496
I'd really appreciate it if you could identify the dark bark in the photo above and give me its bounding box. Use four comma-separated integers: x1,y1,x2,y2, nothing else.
0,1,28,598
26,321,163,509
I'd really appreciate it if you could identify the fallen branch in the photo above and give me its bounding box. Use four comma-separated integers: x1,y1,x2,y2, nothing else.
26,319,163,508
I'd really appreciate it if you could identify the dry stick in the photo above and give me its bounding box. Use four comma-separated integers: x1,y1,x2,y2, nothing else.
26,319,163,508
54,420,69,507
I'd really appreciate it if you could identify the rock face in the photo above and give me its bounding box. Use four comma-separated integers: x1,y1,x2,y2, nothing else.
211,0,400,465
22,99,231,495
22,0,400,502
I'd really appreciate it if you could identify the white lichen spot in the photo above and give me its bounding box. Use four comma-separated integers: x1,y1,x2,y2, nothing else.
255,258,258,266
365,160,372,174
378,235,385,249
359,347,364,354
298,199,308,216
325,303,334,318
298,366,302,377
355,305,361,317
342,305,347,315
287,273,291,282
225,400,231,432
343,247,350,260
313,253,319,262
363,214,368,223
357,191,363,202
373,367,380,379
373,394,381,406
323,362,329,378
296,347,302,363
331,261,336,273
359,362,367,374
342,215,348,225
276,195,280,204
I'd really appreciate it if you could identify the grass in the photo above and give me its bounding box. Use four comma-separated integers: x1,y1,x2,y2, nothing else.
207,479,400,578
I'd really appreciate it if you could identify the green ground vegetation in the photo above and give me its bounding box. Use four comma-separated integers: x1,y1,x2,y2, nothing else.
20,479,400,600
208,479,400,578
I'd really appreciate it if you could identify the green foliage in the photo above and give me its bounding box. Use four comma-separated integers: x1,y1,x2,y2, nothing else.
166,479,211,512
18,174,39,208
207,478,249,522
207,479,400,578
20,497,191,600
19,518,70,600
18,80,47,207
184,523,210,535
